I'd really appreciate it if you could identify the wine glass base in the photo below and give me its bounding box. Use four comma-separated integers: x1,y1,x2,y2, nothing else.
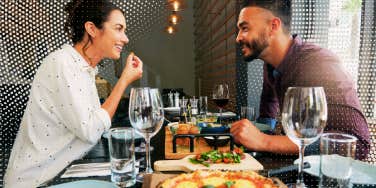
136,173,144,183
135,171,153,183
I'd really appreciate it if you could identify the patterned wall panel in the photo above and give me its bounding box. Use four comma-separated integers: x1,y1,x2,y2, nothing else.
0,0,169,183
358,0,376,164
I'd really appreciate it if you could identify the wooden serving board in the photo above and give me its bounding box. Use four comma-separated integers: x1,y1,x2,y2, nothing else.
164,127,233,159
154,153,263,172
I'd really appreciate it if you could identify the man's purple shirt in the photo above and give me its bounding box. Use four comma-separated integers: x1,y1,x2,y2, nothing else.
259,35,370,159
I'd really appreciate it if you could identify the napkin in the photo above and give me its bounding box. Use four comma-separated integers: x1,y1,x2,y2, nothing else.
61,162,111,178
61,161,142,178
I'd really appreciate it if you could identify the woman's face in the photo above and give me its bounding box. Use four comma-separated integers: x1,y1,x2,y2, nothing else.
95,10,129,60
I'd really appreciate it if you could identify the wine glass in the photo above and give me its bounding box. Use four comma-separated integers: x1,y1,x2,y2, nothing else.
281,87,327,188
149,88,164,137
212,84,229,124
133,89,163,156
129,87,164,181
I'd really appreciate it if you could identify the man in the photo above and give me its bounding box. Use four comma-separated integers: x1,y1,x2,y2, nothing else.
230,0,370,159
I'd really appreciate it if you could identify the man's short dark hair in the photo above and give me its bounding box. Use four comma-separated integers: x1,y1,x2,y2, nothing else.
242,0,291,33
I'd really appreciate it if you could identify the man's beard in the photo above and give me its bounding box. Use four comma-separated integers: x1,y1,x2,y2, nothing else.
240,33,269,62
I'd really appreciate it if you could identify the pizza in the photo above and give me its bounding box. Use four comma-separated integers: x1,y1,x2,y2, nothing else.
158,170,279,188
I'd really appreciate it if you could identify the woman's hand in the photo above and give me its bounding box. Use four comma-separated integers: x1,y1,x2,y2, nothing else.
120,52,143,84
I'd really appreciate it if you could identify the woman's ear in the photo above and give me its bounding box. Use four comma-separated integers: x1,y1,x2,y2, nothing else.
84,21,97,38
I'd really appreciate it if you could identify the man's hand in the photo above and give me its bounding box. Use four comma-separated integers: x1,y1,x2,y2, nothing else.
230,119,267,151
231,119,299,154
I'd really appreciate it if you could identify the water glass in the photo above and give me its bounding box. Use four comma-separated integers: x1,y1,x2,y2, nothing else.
108,127,136,187
168,92,174,107
180,98,188,119
319,133,357,188
199,96,208,115
240,106,256,121
190,98,198,116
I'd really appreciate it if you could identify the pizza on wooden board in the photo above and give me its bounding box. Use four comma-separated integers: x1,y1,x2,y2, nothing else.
158,170,279,188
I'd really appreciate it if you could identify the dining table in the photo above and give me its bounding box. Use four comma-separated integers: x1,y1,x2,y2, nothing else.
41,119,372,188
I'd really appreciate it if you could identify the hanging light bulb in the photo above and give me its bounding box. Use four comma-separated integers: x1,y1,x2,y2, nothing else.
165,25,177,34
167,0,186,11
169,12,181,25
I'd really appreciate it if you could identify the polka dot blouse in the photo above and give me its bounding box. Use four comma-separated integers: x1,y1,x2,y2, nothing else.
4,44,111,188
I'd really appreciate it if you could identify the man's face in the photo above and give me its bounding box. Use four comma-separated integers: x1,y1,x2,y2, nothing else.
236,7,272,62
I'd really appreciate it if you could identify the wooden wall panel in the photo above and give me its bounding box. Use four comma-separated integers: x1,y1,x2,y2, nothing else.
193,0,239,112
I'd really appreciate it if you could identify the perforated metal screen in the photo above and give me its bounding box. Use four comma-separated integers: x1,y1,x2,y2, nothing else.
0,0,169,183
1,0,376,184
244,0,376,163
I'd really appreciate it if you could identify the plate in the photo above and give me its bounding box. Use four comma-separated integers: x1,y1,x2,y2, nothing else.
209,112,237,117
254,122,273,132
49,180,118,188
102,130,143,139
294,155,376,185
163,107,180,112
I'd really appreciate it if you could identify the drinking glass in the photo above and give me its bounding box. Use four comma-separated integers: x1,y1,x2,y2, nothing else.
199,96,208,116
281,87,327,188
190,98,198,116
241,106,256,121
129,87,164,181
212,84,229,124
108,127,136,187
319,133,357,188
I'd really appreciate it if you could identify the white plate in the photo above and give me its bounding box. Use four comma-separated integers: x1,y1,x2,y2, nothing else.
209,112,237,117
294,155,376,185
254,122,272,132
49,180,118,188
227,122,272,132
163,107,180,112
102,130,143,139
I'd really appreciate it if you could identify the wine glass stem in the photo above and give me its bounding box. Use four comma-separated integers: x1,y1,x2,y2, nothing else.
297,143,306,187
219,108,222,124
144,136,153,174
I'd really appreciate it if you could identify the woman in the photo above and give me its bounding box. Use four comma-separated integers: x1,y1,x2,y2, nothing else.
4,0,142,187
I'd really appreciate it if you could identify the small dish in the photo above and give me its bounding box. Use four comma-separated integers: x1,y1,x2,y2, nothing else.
204,136,231,147
200,125,229,134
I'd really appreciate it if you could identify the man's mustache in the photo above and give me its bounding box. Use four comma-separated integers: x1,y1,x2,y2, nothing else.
238,41,251,49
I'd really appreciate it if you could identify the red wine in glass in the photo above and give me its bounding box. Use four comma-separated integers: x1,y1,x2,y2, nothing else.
213,98,229,108
212,84,229,124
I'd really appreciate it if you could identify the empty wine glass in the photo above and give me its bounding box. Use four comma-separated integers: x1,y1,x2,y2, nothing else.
212,84,229,124
281,87,327,188
129,87,164,182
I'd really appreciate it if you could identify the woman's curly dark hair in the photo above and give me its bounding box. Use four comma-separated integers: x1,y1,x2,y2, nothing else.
64,0,123,44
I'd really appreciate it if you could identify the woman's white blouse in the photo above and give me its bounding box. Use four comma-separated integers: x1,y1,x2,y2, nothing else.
4,44,111,188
